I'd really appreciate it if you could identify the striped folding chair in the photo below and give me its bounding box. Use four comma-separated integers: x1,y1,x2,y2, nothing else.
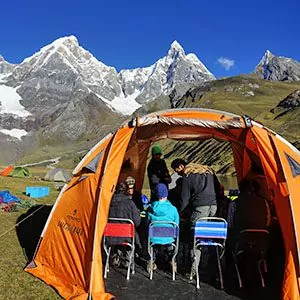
148,221,179,280
103,217,135,280
193,217,228,289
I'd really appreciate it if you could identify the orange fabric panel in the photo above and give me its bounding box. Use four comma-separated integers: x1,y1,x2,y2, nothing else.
272,136,300,272
25,148,113,299
282,251,300,300
118,139,150,191
252,126,300,300
89,126,134,298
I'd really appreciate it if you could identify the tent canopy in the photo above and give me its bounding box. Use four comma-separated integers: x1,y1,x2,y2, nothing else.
44,168,71,182
10,166,31,178
25,108,300,300
0,166,14,176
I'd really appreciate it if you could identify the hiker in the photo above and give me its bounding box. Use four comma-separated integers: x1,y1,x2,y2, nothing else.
147,145,171,202
233,178,271,231
171,159,222,277
146,183,180,273
171,159,221,218
225,179,272,276
108,182,141,268
125,176,144,211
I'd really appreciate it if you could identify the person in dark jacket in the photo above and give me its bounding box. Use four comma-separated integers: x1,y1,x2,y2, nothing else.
147,145,171,201
108,182,141,267
125,176,144,211
171,159,222,278
171,159,220,219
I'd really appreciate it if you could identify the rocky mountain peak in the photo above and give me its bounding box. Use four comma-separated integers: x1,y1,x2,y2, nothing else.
255,50,300,81
257,50,274,67
167,40,185,58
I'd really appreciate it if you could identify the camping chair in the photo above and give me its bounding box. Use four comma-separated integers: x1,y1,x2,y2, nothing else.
148,221,179,280
232,229,269,288
103,217,135,280
192,217,228,289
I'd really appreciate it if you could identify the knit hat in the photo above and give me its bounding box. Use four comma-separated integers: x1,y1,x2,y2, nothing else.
151,145,162,156
155,183,168,199
125,176,135,188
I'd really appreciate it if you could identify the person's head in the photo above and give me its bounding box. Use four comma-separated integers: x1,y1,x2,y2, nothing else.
125,176,135,195
155,183,168,200
151,145,162,160
171,158,187,176
116,182,127,195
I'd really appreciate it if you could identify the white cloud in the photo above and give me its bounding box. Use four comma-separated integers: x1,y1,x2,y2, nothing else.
217,57,235,71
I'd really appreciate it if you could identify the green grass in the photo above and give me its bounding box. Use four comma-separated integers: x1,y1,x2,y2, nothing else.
0,170,61,299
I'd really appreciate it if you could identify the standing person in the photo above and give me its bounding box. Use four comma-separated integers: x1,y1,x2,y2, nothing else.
108,182,141,268
147,145,171,201
171,159,221,277
147,183,180,273
171,159,220,218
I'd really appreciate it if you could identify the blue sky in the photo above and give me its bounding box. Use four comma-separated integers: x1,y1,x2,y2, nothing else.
1,0,299,78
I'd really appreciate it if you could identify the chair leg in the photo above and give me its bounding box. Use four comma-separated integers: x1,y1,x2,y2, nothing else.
257,260,265,288
263,259,267,273
216,247,224,289
104,246,111,279
150,246,154,280
195,249,201,289
233,252,243,288
126,247,134,280
132,246,135,275
171,244,178,281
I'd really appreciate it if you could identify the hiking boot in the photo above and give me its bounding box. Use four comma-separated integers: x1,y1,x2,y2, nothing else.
147,261,157,273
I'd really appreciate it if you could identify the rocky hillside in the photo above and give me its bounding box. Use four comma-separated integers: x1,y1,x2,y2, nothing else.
156,75,300,175
255,50,300,81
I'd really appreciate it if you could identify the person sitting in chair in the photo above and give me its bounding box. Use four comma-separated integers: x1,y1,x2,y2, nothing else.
108,182,141,268
146,183,179,273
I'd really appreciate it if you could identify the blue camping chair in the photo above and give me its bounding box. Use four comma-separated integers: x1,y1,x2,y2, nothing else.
192,217,228,289
148,221,179,280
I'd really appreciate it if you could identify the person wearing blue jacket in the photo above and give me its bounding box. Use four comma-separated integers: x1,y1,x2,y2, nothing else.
147,183,179,272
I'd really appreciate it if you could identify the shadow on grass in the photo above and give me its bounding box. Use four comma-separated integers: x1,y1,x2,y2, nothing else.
16,205,53,262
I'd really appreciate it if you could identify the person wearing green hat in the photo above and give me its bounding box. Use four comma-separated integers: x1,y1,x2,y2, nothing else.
147,145,171,201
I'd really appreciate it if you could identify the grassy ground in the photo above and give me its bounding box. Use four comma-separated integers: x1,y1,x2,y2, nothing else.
0,170,61,299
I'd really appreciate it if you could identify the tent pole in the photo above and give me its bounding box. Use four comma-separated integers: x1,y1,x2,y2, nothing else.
88,134,117,297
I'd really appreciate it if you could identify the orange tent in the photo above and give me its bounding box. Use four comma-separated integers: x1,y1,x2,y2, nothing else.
0,165,14,176
25,108,300,299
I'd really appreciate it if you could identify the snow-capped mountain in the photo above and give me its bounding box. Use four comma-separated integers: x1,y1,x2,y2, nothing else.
255,50,300,81
0,36,215,163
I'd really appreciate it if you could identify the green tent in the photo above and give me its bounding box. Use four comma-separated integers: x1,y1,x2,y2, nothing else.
10,166,31,178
